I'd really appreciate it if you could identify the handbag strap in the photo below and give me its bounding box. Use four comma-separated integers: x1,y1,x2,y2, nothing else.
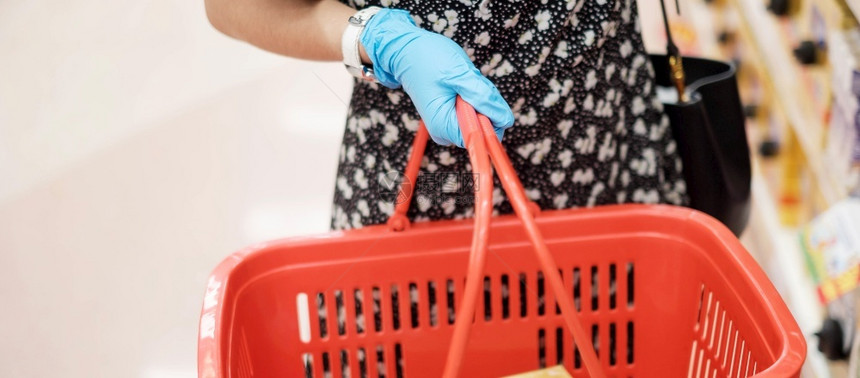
659,0,689,102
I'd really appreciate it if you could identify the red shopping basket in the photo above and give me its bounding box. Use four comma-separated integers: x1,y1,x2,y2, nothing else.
198,99,805,377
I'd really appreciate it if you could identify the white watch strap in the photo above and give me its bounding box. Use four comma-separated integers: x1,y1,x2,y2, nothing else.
341,22,364,76
341,7,381,81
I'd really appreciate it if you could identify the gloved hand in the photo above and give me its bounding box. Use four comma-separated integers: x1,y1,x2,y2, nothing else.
360,8,515,147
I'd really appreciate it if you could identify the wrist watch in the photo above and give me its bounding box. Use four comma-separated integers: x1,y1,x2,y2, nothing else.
341,6,382,82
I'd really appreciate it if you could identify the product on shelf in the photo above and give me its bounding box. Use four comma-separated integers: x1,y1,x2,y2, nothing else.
801,199,860,361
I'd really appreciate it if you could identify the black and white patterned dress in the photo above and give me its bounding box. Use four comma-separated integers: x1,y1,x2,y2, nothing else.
331,0,688,230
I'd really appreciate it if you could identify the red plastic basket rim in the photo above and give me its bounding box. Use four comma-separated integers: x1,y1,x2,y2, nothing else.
197,204,806,378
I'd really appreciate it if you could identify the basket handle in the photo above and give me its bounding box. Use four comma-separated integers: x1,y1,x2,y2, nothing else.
441,97,495,377
385,110,539,232
447,98,605,378
384,98,603,377
385,122,430,231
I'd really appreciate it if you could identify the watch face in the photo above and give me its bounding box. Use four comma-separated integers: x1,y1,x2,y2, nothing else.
349,8,378,25
349,13,368,25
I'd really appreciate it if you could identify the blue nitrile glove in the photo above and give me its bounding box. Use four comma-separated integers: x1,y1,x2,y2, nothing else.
361,9,515,148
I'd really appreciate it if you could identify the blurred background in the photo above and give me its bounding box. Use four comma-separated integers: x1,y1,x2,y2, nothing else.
2,0,860,376
0,1,352,376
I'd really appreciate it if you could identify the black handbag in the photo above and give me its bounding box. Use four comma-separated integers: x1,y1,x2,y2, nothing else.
649,0,752,235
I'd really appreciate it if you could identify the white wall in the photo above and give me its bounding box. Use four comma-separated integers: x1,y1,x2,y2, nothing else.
0,0,352,376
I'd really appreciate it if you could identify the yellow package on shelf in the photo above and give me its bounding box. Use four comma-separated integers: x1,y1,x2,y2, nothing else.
779,132,808,226
502,366,573,378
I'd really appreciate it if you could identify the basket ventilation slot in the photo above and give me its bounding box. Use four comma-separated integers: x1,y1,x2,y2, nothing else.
533,262,635,372
537,321,632,371
297,261,635,376
687,284,759,378
303,344,403,378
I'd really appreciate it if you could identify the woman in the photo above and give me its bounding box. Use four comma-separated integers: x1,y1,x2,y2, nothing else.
205,0,688,230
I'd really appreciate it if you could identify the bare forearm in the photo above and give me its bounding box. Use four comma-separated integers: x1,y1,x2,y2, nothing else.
205,0,369,62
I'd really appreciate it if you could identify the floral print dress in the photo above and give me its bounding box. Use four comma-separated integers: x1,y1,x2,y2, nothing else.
331,0,688,230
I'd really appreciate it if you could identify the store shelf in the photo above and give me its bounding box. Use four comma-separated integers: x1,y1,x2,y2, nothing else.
730,0,848,207
747,171,830,378
683,1,858,375
846,0,860,26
